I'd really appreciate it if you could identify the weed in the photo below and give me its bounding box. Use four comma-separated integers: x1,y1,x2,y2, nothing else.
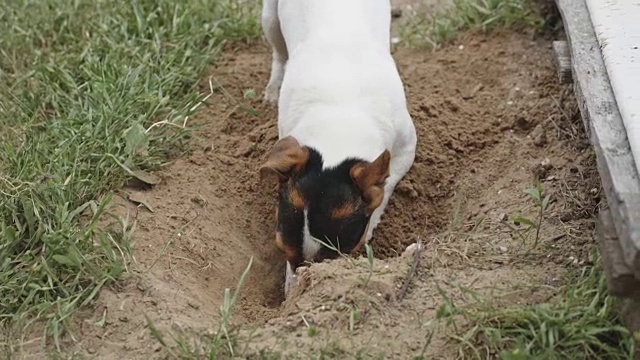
303,315,318,337
435,248,635,359
0,0,260,349
398,0,545,49
349,308,361,332
501,181,551,250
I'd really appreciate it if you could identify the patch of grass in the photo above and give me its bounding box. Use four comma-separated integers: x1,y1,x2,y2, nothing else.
435,248,635,359
0,0,260,349
398,0,546,49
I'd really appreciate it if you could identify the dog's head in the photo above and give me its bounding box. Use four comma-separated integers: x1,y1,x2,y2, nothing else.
260,136,390,269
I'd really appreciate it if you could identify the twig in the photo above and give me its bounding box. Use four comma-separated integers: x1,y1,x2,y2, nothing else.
397,239,424,301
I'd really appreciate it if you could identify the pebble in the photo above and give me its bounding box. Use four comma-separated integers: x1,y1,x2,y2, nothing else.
531,124,547,146
188,300,200,310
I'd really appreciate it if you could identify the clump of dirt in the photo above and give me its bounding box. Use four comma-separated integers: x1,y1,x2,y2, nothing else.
27,29,601,359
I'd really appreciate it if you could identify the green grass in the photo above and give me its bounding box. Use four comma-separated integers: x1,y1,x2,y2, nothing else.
0,0,260,350
411,182,636,359
427,183,635,359
398,0,547,48
432,250,635,359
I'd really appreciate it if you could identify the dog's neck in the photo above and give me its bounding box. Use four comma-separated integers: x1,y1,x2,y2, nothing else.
284,105,390,169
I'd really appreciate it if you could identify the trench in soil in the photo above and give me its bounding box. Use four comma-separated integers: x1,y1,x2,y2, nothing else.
121,33,556,322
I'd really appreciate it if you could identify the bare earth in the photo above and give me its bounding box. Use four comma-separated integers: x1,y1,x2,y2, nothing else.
18,8,602,360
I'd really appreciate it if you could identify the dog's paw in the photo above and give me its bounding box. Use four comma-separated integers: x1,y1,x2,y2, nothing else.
284,261,297,298
263,85,280,105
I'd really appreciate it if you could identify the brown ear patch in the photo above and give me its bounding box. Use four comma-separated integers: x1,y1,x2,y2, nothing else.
331,201,357,219
288,186,305,209
350,150,391,213
259,136,309,183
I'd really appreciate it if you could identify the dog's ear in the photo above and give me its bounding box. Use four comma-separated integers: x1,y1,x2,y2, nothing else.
259,136,310,183
350,150,391,213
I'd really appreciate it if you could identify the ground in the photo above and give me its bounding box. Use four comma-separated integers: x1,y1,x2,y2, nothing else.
36,30,602,360
3,1,626,359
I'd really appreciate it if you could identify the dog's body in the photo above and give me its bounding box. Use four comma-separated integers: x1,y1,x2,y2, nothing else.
260,0,417,297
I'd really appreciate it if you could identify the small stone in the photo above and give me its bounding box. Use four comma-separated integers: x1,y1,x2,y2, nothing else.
87,348,97,354
118,316,129,323
397,181,419,199
144,297,158,306
391,8,402,18
234,140,254,157
569,164,583,173
533,158,553,180
498,213,508,222
513,116,534,131
498,246,508,252
188,301,200,310
402,242,423,257
531,124,547,146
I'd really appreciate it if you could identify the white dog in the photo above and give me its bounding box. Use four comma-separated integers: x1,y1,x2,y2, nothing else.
259,0,417,297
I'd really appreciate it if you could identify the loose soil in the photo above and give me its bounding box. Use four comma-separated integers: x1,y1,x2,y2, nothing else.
20,17,602,360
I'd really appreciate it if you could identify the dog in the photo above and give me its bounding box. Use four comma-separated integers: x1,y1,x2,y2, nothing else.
259,0,417,297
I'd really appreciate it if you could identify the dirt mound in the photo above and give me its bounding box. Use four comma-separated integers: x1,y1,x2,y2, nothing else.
30,29,600,359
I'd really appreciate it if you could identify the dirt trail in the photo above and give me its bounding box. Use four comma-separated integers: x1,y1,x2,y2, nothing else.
28,18,600,360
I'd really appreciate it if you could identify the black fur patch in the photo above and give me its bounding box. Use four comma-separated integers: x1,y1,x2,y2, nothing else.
277,148,370,269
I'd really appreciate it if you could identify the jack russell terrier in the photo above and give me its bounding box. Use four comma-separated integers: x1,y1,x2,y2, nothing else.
259,0,418,297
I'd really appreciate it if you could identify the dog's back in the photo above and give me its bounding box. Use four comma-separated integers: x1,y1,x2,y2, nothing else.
276,0,409,167
278,0,391,57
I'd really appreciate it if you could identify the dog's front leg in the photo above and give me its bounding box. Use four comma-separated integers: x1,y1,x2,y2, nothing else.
366,142,417,242
284,261,298,298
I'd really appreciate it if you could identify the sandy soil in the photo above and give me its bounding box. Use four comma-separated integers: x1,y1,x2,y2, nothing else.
16,7,604,360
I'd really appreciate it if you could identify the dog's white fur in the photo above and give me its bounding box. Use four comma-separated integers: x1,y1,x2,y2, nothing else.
262,0,417,297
